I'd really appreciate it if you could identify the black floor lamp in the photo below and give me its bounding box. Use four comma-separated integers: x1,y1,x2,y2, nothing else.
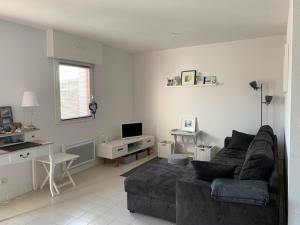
249,81,273,126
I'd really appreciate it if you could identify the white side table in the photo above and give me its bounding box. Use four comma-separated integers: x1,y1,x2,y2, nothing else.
194,145,218,161
170,129,201,152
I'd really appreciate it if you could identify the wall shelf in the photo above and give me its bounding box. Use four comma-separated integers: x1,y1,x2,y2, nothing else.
165,83,222,88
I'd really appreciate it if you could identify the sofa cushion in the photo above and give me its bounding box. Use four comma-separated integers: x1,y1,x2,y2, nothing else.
239,140,274,181
253,131,274,147
124,162,185,203
211,178,269,206
227,130,255,151
191,161,236,181
258,125,274,136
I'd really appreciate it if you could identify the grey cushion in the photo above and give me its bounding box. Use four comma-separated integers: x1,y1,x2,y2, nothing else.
227,130,255,151
239,140,274,181
211,178,269,206
168,154,189,166
124,161,185,203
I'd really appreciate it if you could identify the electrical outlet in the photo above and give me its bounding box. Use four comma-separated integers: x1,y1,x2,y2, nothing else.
0,178,8,185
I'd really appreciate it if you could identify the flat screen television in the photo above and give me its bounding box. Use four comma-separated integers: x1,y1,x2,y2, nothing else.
122,122,143,139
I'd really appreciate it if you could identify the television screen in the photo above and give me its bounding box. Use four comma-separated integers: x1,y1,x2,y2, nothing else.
122,123,142,138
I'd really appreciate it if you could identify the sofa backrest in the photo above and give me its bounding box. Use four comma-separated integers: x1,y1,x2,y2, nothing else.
238,126,279,192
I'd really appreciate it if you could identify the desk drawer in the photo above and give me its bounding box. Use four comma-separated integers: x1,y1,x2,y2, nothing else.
10,149,36,163
112,145,128,158
144,137,155,147
35,146,50,157
0,154,10,166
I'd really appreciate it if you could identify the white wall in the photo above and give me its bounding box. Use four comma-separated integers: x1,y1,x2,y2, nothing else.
133,36,285,152
286,0,300,224
0,19,134,200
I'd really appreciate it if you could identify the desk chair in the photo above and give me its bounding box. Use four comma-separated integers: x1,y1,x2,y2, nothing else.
36,152,79,197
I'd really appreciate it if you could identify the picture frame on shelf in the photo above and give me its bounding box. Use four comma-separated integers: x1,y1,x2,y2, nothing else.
0,106,13,130
181,70,196,86
181,116,196,132
203,76,217,85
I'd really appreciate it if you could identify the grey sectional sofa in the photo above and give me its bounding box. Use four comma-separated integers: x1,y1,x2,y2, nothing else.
124,126,280,225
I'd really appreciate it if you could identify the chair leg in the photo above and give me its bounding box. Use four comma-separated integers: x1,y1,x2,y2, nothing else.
65,159,76,188
49,162,55,197
40,162,50,190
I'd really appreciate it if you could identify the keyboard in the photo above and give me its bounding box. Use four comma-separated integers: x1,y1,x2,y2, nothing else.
0,142,42,152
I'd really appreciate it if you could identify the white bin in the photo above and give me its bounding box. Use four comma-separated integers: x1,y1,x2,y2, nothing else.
158,141,174,158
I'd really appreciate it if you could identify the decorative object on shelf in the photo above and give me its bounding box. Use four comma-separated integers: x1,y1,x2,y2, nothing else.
174,76,181,86
0,106,14,131
89,95,98,119
166,77,174,86
181,116,196,132
196,73,202,85
249,81,273,126
203,75,217,85
21,91,39,129
181,70,196,86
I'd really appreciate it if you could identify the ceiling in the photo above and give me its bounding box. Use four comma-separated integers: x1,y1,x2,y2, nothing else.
0,0,289,53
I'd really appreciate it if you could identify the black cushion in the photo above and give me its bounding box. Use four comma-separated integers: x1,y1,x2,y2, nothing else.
253,131,274,147
191,161,236,181
258,125,274,136
227,130,255,151
239,140,274,181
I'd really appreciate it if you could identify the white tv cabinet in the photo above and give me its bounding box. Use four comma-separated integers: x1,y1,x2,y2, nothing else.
97,135,155,167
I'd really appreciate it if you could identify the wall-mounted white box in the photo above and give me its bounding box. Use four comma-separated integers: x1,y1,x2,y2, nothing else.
47,29,103,64
158,141,174,158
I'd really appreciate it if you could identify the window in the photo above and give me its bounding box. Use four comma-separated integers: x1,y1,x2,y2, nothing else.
55,60,93,123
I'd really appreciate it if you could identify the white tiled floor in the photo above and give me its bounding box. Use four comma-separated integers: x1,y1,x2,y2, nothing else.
0,155,174,225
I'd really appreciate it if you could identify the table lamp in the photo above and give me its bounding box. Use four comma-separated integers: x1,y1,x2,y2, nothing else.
21,91,39,129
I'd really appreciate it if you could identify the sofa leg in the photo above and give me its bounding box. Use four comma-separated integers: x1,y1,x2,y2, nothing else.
129,210,135,213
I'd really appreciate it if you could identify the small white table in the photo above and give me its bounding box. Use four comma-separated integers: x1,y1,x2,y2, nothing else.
170,129,201,153
36,152,79,197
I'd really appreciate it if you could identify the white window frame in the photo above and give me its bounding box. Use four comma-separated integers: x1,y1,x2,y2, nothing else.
54,59,94,125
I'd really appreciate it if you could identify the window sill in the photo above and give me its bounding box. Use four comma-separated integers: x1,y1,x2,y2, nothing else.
55,116,94,125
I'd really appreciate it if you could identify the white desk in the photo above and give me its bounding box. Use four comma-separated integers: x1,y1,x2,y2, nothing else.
0,141,53,200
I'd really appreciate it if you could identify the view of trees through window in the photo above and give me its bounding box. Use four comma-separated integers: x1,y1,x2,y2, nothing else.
58,64,92,120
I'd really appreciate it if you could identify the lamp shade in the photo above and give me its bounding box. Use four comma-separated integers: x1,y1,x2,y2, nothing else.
265,95,273,105
21,92,39,107
249,81,258,90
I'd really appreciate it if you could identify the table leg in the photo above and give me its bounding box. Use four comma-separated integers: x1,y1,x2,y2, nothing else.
115,158,120,167
32,159,37,191
173,135,177,154
49,156,55,197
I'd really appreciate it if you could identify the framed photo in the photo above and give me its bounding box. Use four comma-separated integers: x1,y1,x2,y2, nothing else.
0,106,13,129
203,76,217,85
181,70,196,86
0,106,12,118
181,116,196,132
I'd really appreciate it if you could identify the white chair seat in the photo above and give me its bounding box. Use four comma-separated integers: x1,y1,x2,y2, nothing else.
36,152,79,164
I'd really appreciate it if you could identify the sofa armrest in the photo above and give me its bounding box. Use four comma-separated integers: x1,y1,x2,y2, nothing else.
176,176,278,225
224,137,232,148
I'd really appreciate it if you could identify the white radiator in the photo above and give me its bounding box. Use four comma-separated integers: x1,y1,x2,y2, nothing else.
62,139,95,169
